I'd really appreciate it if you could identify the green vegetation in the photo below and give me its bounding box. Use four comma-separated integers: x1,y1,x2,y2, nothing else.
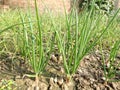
101,41,120,82
0,79,16,90
50,3,120,80
77,0,114,14
0,0,120,89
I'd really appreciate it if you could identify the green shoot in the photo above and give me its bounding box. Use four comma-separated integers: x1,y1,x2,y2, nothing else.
102,41,120,82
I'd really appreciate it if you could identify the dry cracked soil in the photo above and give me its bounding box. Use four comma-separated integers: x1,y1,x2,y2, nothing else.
0,50,120,90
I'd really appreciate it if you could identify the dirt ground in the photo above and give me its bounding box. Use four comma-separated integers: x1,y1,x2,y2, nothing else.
0,50,120,90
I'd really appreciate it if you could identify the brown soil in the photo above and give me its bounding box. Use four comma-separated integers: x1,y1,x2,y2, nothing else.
0,51,120,90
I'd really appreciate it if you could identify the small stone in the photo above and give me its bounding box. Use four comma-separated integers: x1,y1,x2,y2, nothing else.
96,86,100,90
83,80,90,85
90,78,95,84
93,84,97,88
96,56,100,60
57,78,64,86
39,81,48,90
27,87,31,90
63,84,69,90
15,75,21,79
50,77,54,84
101,77,106,81
34,86,39,90
106,61,110,68
63,81,75,90
58,55,63,64
84,55,90,60
60,67,65,74
54,77,57,83
51,54,57,62
74,77,79,81
77,69,83,73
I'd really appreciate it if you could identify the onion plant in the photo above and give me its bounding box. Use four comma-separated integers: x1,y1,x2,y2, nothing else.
16,0,54,89
20,0,54,88
50,0,120,81
101,41,120,82
18,10,29,57
0,2,54,89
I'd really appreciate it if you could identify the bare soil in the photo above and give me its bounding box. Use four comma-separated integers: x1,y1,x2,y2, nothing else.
0,51,120,90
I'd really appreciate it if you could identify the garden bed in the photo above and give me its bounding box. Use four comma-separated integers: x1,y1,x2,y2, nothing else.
0,51,120,90
0,1,120,89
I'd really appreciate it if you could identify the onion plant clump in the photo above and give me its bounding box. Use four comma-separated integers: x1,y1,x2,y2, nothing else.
0,0,58,87
0,5,55,90
50,1,120,81
101,41,120,82
17,0,54,88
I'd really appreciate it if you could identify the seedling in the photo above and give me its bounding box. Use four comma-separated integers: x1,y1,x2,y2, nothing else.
101,41,120,82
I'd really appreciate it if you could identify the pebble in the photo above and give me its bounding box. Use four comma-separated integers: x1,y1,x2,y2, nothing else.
54,77,57,83
50,77,54,84
57,78,64,86
51,54,57,62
